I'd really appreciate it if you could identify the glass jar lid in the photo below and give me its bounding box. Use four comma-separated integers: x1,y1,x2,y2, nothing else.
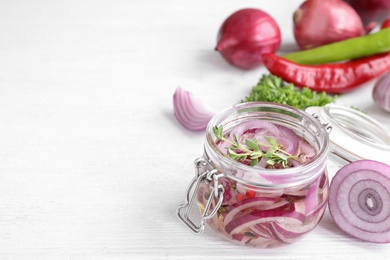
305,104,390,165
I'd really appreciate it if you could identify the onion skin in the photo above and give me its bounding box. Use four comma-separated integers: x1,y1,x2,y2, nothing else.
216,8,281,70
293,0,366,50
344,0,390,25
372,72,390,112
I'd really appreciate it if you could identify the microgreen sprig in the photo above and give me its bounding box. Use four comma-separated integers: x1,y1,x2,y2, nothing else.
213,125,297,168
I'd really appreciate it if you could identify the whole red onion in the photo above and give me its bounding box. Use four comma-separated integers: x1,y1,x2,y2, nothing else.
344,0,390,25
215,8,281,70
293,0,366,50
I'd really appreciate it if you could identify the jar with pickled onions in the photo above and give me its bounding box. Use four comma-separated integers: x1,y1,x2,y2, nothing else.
177,102,330,248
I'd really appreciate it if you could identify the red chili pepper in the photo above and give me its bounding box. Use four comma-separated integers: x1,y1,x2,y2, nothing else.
261,52,390,94
381,18,390,30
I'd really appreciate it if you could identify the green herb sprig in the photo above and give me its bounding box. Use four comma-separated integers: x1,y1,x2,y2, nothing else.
243,74,337,110
213,125,297,168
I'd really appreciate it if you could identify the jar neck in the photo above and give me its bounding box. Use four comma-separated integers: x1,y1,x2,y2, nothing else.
204,102,329,188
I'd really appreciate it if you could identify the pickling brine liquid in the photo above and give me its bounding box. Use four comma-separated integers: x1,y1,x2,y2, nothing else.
196,171,329,248
196,106,330,248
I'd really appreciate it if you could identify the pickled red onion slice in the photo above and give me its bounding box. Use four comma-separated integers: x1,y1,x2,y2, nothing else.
270,223,307,244
276,125,299,155
173,87,216,131
223,197,288,226
297,139,316,160
225,204,306,234
305,175,321,214
252,223,273,238
328,160,390,243
230,121,280,142
275,136,297,155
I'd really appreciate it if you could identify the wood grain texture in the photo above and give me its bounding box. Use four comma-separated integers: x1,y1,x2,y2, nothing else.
0,0,389,259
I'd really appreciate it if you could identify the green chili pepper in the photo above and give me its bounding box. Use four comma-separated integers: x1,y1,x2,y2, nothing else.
283,28,390,65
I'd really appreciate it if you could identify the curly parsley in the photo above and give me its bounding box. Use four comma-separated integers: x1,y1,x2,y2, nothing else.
243,74,337,110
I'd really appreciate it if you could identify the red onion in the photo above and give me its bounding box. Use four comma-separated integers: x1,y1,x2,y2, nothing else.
172,87,216,131
215,8,281,69
293,0,367,50
372,72,390,112
328,160,390,243
344,0,390,26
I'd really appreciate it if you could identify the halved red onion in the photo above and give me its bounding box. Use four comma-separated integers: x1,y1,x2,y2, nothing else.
328,160,390,243
173,87,216,131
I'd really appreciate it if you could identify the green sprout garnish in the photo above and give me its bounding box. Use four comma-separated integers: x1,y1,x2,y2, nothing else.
213,125,297,168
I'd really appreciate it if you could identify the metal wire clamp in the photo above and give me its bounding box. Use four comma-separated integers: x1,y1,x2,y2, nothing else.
176,157,224,234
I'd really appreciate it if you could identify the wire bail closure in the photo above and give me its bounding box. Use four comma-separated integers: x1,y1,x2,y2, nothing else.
176,157,224,234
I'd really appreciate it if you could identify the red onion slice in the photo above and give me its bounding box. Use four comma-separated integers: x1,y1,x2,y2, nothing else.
274,136,297,155
276,125,300,155
270,223,306,244
217,136,234,154
328,160,390,243
296,139,316,161
252,223,273,238
305,175,321,214
173,87,216,131
229,120,280,143
223,197,288,226
225,204,306,234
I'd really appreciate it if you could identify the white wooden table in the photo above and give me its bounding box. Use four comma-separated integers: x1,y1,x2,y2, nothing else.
1,0,389,259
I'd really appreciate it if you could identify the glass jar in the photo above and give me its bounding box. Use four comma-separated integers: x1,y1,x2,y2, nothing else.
177,102,330,248
306,104,390,165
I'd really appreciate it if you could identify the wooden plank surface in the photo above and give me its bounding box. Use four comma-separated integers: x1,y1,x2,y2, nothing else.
1,0,389,259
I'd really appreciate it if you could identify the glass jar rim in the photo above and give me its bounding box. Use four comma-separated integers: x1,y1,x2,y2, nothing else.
204,102,330,188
